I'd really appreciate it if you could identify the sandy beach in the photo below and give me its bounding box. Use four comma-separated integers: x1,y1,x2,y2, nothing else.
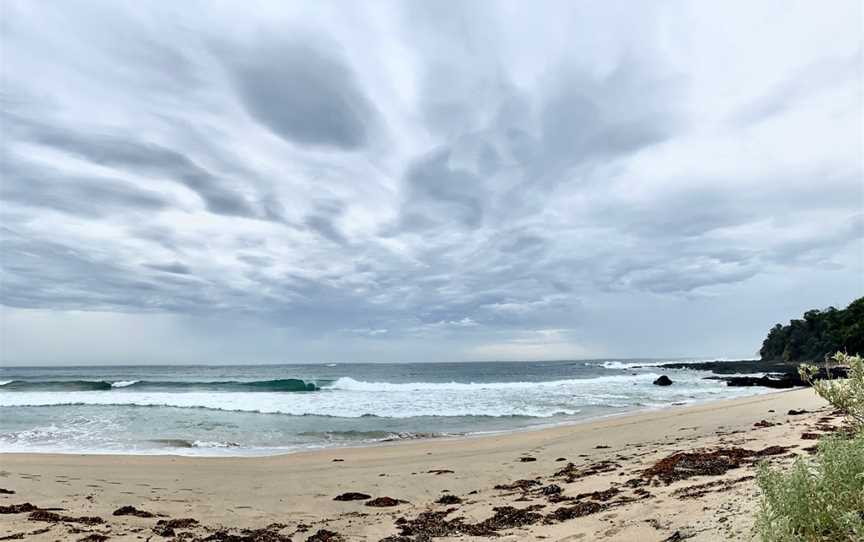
0,388,842,541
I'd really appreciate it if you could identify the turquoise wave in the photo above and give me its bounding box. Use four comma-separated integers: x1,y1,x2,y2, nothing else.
0,378,322,392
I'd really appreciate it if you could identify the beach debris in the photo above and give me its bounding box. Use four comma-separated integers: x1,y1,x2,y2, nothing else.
788,409,809,415
643,446,789,485
538,484,562,496
152,517,199,537
574,487,620,502
595,444,610,449
0,503,39,514
201,526,292,542
477,505,544,531
386,504,547,540
331,458,344,462
434,494,462,505
0,488,14,495
545,501,604,522
333,492,371,501
671,475,755,499
554,457,567,462
662,531,695,542
519,456,537,462
28,509,104,525
427,469,454,475
306,529,345,542
387,508,465,539
801,432,820,440
493,479,540,491
753,420,779,428
624,477,648,488
365,496,407,507
112,505,155,517
0,527,50,541
553,459,619,483
653,375,673,386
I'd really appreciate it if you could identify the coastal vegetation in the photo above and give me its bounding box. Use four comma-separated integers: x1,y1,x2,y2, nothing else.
755,352,864,541
759,297,864,362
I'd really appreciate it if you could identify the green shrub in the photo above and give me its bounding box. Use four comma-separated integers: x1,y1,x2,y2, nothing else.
800,352,864,430
755,433,864,541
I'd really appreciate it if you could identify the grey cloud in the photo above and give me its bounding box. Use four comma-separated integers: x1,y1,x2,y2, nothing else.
225,38,377,150
303,200,347,244
396,53,682,234
1,167,171,219
537,59,679,180
145,262,192,275
2,113,265,219
1,1,861,363
732,55,860,126
37,131,257,218
400,148,485,230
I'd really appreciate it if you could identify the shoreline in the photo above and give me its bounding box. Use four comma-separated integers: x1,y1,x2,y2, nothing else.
0,385,779,459
0,388,838,541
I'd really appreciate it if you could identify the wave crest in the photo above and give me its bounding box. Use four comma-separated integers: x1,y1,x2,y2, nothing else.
0,378,320,393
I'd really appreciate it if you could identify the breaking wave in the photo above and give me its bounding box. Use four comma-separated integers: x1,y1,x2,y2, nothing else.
0,379,321,393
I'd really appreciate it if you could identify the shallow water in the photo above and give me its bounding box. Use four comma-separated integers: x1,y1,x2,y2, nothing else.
0,360,769,455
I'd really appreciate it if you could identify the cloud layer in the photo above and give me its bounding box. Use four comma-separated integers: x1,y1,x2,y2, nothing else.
1,0,862,364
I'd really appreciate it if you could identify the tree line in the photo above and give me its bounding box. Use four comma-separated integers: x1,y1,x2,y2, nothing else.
759,296,864,362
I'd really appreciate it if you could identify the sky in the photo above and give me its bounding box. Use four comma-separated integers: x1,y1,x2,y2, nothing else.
1,0,862,365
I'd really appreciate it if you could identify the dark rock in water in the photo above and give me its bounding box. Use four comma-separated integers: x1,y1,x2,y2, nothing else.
788,409,809,415
333,492,371,501
653,375,673,386
77,534,109,542
519,456,537,462
113,505,155,517
714,375,798,389
662,360,848,389
0,488,14,495
365,496,406,507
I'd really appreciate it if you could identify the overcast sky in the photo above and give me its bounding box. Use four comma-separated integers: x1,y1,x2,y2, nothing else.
1,0,862,365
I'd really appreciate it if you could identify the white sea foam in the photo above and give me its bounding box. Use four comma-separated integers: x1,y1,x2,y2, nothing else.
0,371,766,419
323,374,661,392
0,380,11,386
111,380,140,388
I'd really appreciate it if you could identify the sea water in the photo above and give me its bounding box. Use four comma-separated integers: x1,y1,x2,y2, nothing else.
0,360,770,456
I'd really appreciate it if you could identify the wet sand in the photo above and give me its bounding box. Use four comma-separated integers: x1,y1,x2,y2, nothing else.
0,388,838,541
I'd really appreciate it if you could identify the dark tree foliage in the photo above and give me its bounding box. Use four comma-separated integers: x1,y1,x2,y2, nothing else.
759,297,864,362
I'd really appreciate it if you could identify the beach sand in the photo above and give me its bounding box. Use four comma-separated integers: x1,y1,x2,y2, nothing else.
0,388,840,541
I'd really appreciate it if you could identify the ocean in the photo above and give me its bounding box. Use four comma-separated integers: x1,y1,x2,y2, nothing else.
0,360,770,456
